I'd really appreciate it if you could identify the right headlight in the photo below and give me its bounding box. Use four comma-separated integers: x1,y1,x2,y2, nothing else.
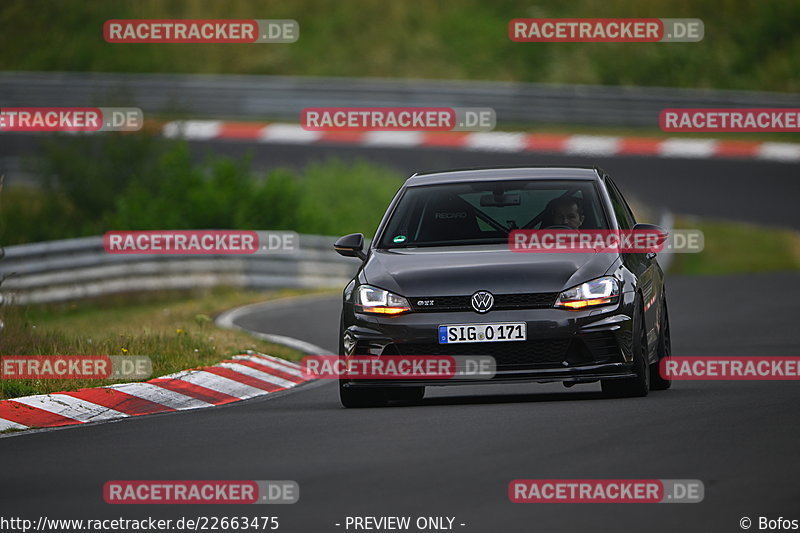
554,276,620,310
354,285,412,315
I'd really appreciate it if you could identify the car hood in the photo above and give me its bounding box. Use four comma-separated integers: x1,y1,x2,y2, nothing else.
362,245,617,296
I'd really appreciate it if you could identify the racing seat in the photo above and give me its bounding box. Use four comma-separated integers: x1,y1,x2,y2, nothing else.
416,193,482,243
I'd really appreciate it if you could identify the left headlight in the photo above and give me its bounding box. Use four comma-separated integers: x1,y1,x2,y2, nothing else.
355,285,412,315
554,276,620,310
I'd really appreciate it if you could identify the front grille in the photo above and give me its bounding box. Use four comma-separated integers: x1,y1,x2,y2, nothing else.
387,340,571,369
387,331,623,371
409,292,558,313
580,331,623,361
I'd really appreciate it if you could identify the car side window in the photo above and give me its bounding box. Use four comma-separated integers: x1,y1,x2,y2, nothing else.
604,177,635,230
611,179,638,226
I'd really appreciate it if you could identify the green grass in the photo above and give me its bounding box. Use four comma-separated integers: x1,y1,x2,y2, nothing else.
0,287,327,399
0,0,798,92
669,217,800,275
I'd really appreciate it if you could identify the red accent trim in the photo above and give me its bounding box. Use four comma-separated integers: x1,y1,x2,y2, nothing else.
0,401,82,427
714,141,761,158
217,121,267,140
60,388,174,416
148,378,240,405
204,366,285,392
420,132,471,147
618,137,663,155
525,134,570,152
318,131,366,143
227,358,306,384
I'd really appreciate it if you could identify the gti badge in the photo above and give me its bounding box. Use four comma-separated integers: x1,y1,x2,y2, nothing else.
471,291,494,313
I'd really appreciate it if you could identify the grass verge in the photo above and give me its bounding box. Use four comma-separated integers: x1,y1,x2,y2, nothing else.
669,217,800,275
1,0,798,92
0,287,331,400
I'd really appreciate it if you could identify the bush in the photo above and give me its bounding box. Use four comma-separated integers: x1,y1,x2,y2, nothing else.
0,133,405,244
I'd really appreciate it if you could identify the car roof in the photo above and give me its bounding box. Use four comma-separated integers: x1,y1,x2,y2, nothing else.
404,166,604,187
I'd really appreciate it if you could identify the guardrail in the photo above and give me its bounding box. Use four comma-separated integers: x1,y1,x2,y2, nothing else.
0,175,5,333
0,234,358,304
0,215,674,305
2,71,799,127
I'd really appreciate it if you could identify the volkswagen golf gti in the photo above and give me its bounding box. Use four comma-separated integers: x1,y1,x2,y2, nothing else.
334,167,671,407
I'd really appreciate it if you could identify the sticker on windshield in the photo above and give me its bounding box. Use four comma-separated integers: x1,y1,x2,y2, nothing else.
393,235,407,244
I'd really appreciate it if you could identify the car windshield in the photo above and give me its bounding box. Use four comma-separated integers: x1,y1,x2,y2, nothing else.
377,179,609,248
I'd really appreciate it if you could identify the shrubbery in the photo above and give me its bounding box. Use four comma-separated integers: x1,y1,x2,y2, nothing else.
1,133,404,245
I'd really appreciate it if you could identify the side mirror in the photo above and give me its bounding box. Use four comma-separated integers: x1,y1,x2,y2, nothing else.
633,223,664,231
334,233,366,260
632,223,668,255
633,223,667,239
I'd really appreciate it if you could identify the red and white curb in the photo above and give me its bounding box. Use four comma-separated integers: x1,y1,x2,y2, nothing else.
0,351,309,433
163,121,800,162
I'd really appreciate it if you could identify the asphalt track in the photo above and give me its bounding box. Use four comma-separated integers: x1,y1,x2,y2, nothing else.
192,140,800,228
2,272,800,532
2,138,799,532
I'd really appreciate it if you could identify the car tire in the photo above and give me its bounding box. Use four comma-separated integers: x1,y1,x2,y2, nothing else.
649,296,672,391
339,379,388,408
602,296,649,398
337,328,388,407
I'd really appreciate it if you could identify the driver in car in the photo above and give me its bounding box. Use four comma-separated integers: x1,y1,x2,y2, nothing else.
544,196,585,229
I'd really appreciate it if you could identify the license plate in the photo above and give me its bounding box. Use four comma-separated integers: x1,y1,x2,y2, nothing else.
438,323,526,344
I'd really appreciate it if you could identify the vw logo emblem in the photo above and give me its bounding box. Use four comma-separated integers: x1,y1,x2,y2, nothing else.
471,291,494,313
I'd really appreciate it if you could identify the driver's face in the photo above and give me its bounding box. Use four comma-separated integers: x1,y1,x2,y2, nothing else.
553,204,584,229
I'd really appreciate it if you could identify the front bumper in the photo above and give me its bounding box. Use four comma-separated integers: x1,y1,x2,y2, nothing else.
341,292,637,388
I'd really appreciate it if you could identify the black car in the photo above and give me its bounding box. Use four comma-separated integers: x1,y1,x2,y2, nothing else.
334,166,671,407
